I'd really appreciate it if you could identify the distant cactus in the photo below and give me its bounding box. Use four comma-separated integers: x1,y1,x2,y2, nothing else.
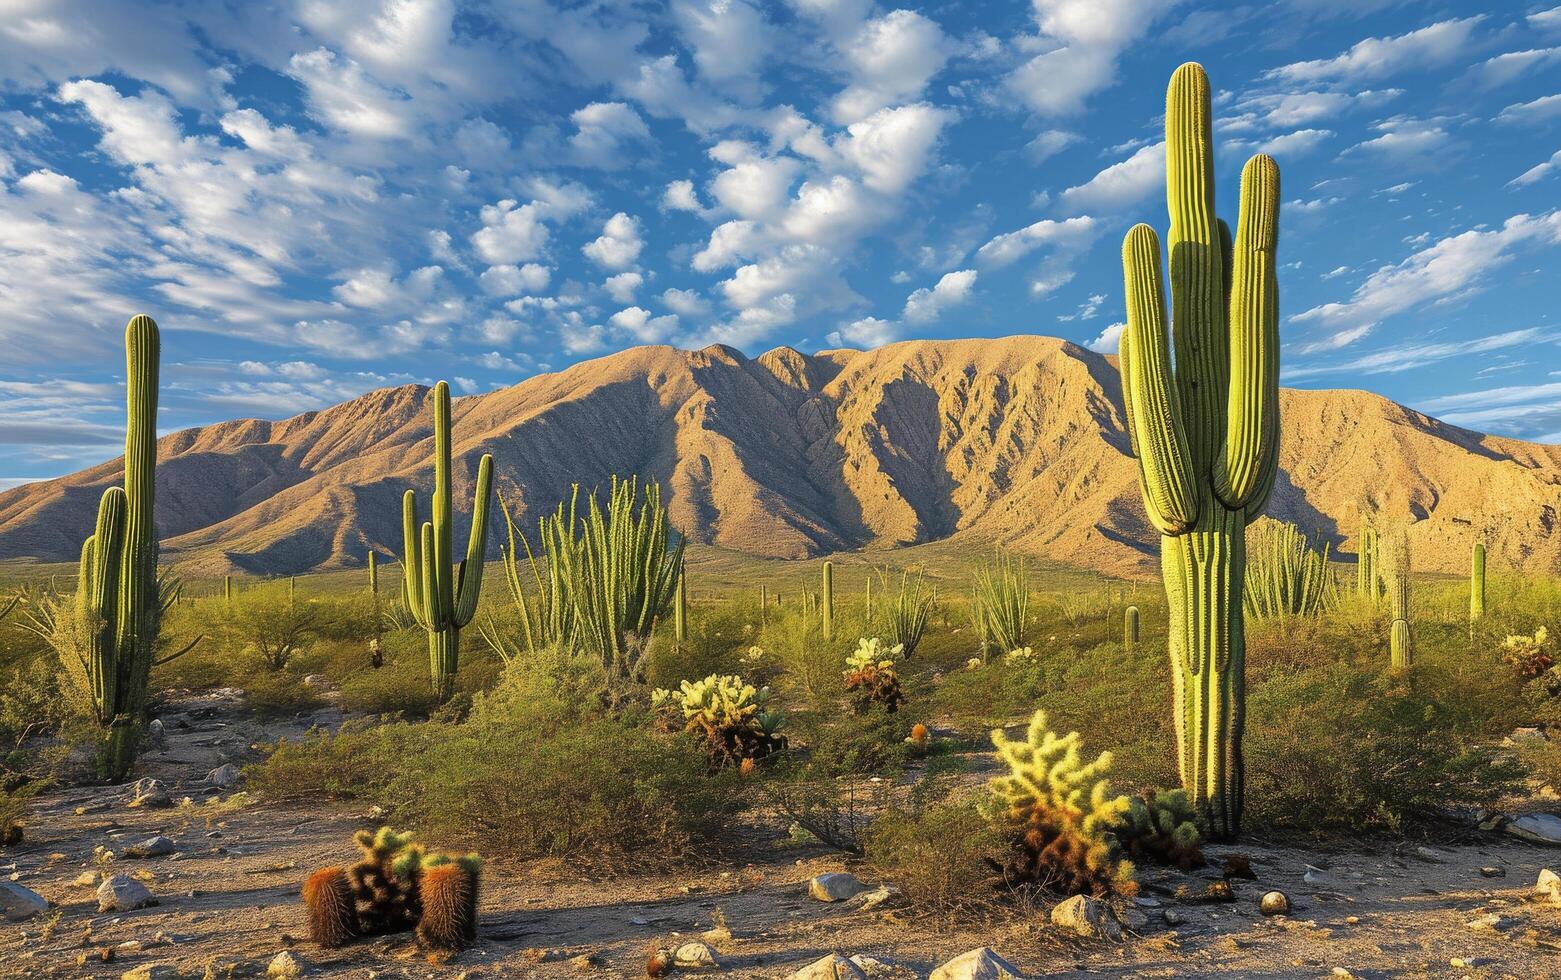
1124,605,1139,650
224,574,233,604
822,560,834,641
399,381,494,702
1244,521,1338,620
1385,526,1413,669
1116,63,1280,840
843,637,906,713
1470,541,1486,624
303,866,358,948
674,566,688,645
653,673,786,769
368,551,378,594
414,853,481,950
1356,524,1380,605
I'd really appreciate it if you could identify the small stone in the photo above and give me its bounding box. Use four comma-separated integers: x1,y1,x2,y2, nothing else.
568,950,603,971
127,779,172,810
1345,916,1360,925
267,950,307,979
1466,912,1511,932
855,885,903,911
125,836,177,858
672,942,719,969
1479,866,1506,878
1176,880,1236,904
1414,846,1446,863
786,954,869,980
1450,958,1483,969
1534,868,1561,905
927,947,1027,980
1162,909,1184,927
1222,855,1257,880
1331,969,1355,979
147,719,165,744
1505,812,1561,846
206,764,242,789
97,874,155,913
1050,894,1122,940
73,871,101,888
1117,908,1149,930
1259,891,1290,916
75,802,110,815
809,873,866,902
0,881,48,921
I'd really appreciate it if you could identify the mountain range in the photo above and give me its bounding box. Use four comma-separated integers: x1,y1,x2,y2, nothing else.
3,336,1559,579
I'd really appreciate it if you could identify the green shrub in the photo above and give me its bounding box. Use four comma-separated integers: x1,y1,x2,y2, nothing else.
864,791,1005,913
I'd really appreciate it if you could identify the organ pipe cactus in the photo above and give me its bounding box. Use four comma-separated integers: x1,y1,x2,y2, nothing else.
1244,521,1337,620
368,552,378,594
399,381,494,702
1124,605,1140,651
1386,527,1413,669
1117,63,1280,839
1470,541,1486,624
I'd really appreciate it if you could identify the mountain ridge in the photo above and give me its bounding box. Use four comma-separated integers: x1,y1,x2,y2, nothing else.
3,335,1559,578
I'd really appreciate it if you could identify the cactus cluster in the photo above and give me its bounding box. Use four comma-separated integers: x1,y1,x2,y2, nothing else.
1501,626,1552,679
305,827,481,951
1116,63,1280,840
1115,789,1205,871
652,673,787,769
843,637,906,714
399,381,495,702
984,710,1135,896
1244,520,1338,620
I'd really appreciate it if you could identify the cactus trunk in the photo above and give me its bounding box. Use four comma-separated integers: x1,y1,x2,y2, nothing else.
428,626,460,702
368,551,378,594
1125,604,1140,651
1470,541,1485,624
1116,64,1279,840
1388,527,1413,669
821,560,834,641
674,569,688,644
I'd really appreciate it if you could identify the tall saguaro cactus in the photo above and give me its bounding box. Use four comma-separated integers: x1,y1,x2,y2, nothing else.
1356,524,1380,605
1387,527,1413,669
1117,63,1280,840
368,552,379,595
399,381,494,702
821,560,834,641
674,566,688,645
1470,541,1486,624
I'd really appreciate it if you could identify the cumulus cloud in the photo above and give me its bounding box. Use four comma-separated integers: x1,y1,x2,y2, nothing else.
604,271,644,302
609,305,680,343
1058,142,1165,212
826,315,898,349
902,269,977,323
1496,93,1561,125
472,200,549,264
1264,16,1485,84
582,212,645,270
830,9,951,124
1087,321,1125,353
1008,0,1175,116
568,101,653,169
479,263,551,296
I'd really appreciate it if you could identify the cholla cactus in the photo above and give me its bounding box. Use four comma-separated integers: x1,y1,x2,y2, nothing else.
346,827,424,935
1502,627,1553,679
653,673,786,768
843,637,906,713
1114,789,1204,871
985,710,1135,896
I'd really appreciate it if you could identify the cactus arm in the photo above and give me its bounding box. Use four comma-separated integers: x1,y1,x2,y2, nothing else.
1165,62,1229,477
1214,154,1281,509
453,453,494,628
431,382,456,628
1121,224,1199,535
401,490,429,630
1118,324,1141,459
420,521,440,629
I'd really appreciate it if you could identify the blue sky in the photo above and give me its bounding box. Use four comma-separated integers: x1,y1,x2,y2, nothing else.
1,0,1559,485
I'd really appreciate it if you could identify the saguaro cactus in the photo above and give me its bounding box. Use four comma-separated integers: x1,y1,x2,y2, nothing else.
821,560,834,641
1356,524,1380,605
1470,541,1486,624
674,567,688,645
224,574,233,604
1125,605,1140,651
75,315,167,780
399,381,494,702
1387,527,1413,668
1117,63,1280,840
368,552,379,594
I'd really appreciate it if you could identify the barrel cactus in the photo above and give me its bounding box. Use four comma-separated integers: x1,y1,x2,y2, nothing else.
1116,63,1280,839
399,381,494,702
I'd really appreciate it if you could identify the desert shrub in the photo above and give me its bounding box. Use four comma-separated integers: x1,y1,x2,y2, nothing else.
794,708,912,777
1502,627,1554,679
0,657,71,750
224,583,325,671
236,664,325,718
761,605,840,709
651,673,787,770
842,637,905,714
973,548,1029,656
646,605,756,689
864,790,1006,913
1244,661,1525,836
338,657,438,716
1517,737,1561,790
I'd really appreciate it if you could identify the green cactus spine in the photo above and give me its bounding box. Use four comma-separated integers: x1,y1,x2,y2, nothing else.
674,567,688,644
1470,540,1485,624
1387,527,1413,669
1117,63,1279,840
399,381,494,702
1125,605,1139,651
74,315,164,780
822,560,834,641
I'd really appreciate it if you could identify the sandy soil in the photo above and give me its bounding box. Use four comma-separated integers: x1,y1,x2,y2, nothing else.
4,689,1560,980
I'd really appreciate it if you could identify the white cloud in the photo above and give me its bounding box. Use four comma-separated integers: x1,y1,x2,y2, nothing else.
287,48,412,139
1025,129,1081,162
568,101,652,169
1286,327,1549,379
1510,149,1561,187
1087,321,1124,353
1496,93,1561,125
479,263,551,296
1255,128,1333,157
1292,211,1561,347
582,212,645,270
1472,47,1561,88
830,9,951,124
609,305,680,343
1343,117,1452,158
673,0,772,98
826,316,898,349
604,271,644,302
662,287,712,317
1058,142,1165,212
662,179,707,212
902,269,977,323
1266,16,1485,84
1008,0,1174,116
836,103,950,194
975,215,1098,268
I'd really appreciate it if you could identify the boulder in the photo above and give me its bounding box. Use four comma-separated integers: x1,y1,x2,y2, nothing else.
0,881,48,921
266,951,307,978
1535,868,1561,905
809,872,866,902
787,954,869,979
207,764,242,789
928,947,1027,980
1506,812,1561,846
1049,894,1122,939
125,836,177,858
97,874,155,913
1259,891,1290,916
672,942,720,969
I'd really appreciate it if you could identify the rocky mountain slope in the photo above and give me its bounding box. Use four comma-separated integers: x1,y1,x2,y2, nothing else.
3,336,1559,577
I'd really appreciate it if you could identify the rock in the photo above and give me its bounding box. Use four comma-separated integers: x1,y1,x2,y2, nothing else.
787,954,869,980
1259,891,1290,916
0,882,48,921
809,872,866,902
854,885,903,911
672,942,719,969
928,947,1026,980
1535,868,1561,905
1222,855,1257,880
1162,909,1184,927
125,836,177,858
1477,811,1508,832
75,801,110,815
1466,912,1512,932
73,871,101,888
127,778,172,809
121,967,178,980
97,874,155,912
207,764,242,789
267,951,307,978
147,719,165,745
1506,812,1561,846
1049,894,1122,939
1413,846,1446,863
1479,866,1506,878
1502,726,1546,747
1176,880,1236,904
1117,908,1149,930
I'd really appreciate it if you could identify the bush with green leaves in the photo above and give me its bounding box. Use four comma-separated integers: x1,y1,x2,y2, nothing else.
972,548,1029,658
878,569,933,659
223,582,324,671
